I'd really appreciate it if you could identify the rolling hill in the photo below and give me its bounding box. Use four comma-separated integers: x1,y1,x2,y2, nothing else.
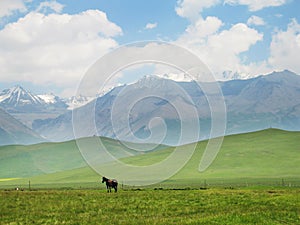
0,136,166,178
0,129,299,188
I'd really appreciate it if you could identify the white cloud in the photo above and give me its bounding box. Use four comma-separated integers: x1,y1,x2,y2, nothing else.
224,0,288,11
175,16,263,77
172,0,277,78
247,15,265,26
268,19,300,74
36,1,65,13
178,16,223,43
175,0,220,21
0,10,122,97
145,22,157,30
0,0,27,18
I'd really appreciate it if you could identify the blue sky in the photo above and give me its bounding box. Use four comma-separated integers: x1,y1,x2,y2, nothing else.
0,0,299,96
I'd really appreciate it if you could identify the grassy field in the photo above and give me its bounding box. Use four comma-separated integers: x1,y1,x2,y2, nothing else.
0,129,299,189
1,129,299,224
1,188,299,225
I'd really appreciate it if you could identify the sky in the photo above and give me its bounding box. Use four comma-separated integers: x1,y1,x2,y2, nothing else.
0,0,299,97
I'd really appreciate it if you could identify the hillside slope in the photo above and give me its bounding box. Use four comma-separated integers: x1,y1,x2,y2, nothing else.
0,136,166,178
171,129,300,182
0,129,299,188
0,108,44,146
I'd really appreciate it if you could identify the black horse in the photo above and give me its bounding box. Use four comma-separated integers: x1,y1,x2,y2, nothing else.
102,177,118,193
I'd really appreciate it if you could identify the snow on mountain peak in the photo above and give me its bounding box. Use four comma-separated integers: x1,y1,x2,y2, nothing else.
65,95,95,110
159,73,193,82
0,85,96,112
0,85,71,114
37,93,57,104
0,85,43,106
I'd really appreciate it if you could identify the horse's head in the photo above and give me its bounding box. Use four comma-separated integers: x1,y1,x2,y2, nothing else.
102,177,106,183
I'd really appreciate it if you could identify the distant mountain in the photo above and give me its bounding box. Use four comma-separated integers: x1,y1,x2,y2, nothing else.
0,86,68,113
0,108,45,146
0,86,70,131
0,85,45,113
32,70,300,145
222,70,300,133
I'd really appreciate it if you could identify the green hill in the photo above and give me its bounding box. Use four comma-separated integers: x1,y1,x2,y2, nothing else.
168,128,300,186
0,129,299,188
0,136,164,178
120,128,300,186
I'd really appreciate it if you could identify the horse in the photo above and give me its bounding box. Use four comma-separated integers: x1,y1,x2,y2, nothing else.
102,176,118,193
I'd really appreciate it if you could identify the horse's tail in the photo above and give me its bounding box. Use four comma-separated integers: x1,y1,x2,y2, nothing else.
112,179,118,192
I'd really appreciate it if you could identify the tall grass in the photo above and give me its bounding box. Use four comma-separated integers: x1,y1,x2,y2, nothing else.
1,188,299,224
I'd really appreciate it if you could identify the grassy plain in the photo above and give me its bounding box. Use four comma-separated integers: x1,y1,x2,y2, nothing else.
1,188,299,225
1,129,299,224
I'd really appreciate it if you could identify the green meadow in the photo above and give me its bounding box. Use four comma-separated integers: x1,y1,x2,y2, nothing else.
0,129,299,189
1,188,299,224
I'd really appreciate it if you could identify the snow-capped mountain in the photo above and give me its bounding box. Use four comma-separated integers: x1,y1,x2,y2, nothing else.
0,86,68,113
0,86,70,129
32,70,300,145
1,69,300,145
0,85,96,113
0,86,44,112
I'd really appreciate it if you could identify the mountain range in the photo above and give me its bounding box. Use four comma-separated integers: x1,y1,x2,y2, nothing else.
0,85,96,113
0,85,68,113
30,70,300,145
0,85,94,129
0,69,299,146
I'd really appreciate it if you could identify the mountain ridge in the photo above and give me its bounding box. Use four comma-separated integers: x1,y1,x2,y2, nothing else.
0,85,68,113
0,108,45,146
31,70,300,145
0,69,299,145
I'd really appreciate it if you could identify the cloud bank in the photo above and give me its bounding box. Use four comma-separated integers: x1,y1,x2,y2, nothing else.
0,9,122,96
268,19,300,73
